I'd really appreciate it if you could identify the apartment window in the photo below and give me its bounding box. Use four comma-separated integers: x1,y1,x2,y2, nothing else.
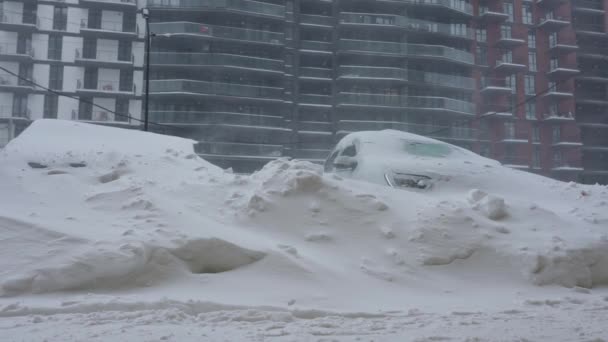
532,147,541,168
78,98,93,120
115,99,129,122
552,126,561,143
119,70,133,92
525,75,535,95
528,30,536,49
503,1,514,22
500,24,512,38
553,150,562,164
532,126,540,143
18,64,32,86
476,28,487,42
549,32,557,47
504,121,515,139
526,102,536,119
118,40,132,61
53,6,68,31
506,74,517,93
550,57,559,70
476,45,488,65
17,33,31,55
43,95,58,119
48,35,62,60
83,38,97,59
84,67,98,89
88,8,102,29
501,50,513,63
49,65,63,90
522,4,533,25
123,12,136,32
22,2,37,25
12,95,28,118
528,52,537,71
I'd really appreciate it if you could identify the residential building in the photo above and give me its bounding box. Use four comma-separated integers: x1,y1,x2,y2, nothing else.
0,0,145,147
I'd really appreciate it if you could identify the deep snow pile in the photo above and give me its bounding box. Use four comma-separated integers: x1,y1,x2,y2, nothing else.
1,120,608,340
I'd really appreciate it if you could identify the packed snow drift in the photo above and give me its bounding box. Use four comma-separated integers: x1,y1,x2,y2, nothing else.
1,120,607,341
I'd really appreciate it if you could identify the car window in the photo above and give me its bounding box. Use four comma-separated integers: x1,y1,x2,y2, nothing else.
403,141,452,158
341,144,357,157
324,150,340,172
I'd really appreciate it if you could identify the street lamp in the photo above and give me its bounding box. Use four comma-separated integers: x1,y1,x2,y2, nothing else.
140,8,150,131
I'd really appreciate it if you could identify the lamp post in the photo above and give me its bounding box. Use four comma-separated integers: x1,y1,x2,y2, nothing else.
140,8,150,131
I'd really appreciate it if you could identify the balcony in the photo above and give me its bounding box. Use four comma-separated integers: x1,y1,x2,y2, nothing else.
295,121,333,132
300,14,333,27
79,0,137,11
547,65,580,81
543,88,574,100
543,112,575,122
299,67,332,79
495,34,526,48
480,78,513,95
577,46,608,60
150,52,283,73
500,130,529,143
0,105,31,119
0,15,38,32
536,0,568,9
299,40,332,52
338,66,408,81
0,73,36,93
149,79,284,101
75,49,134,68
149,22,283,45
337,93,475,115
194,141,283,159
552,133,583,146
339,13,473,40
147,0,285,19
577,69,608,83
407,70,475,90
0,42,35,62
338,92,407,108
494,59,527,74
551,159,583,172
501,156,530,169
150,110,284,127
481,104,514,118
401,0,473,17
299,94,332,106
80,19,138,39
538,15,570,31
573,23,607,37
476,8,509,23
76,79,135,96
337,39,474,65
572,0,605,13
577,94,608,106
549,40,579,54
76,109,125,122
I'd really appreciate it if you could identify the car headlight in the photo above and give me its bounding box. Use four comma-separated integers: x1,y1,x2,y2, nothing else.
384,171,432,190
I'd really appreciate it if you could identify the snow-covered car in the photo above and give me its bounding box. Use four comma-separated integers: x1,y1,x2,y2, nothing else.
323,130,499,190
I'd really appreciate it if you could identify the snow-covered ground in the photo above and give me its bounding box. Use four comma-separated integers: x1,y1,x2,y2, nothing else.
0,120,607,341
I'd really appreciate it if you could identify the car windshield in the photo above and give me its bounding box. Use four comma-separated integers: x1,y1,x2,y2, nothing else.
403,140,453,158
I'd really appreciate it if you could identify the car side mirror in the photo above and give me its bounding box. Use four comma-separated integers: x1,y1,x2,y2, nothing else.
334,155,357,170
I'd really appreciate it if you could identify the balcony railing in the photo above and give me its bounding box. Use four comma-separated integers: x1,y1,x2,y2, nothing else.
573,23,605,33
0,43,34,57
77,79,135,93
194,141,283,157
300,14,333,26
299,67,332,78
0,105,31,119
408,96,475,114
299,94,332,105
340,13,473,39
150,110,283,126
0,73,36,88
150,52,282,71
552,132,582,144
149,79,283,99
338,66,474,89
573,0,604,10
149,22,283,44
300,40,332,51
338,39,474,64
338,93,475,114
552,159,583,170
0,14,39,28
75,48,134,63
401,0,473,15
147,0,285,18
408,70,475,89
80,19,138,34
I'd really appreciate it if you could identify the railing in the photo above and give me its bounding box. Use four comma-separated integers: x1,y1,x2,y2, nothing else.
408,96,475,114
0,43,34,57
543,112,574,120
149,79,284,99
483,104,513,115
338,66,474,89
339,66,408,80
0,73,35,87
552,159,582,169
149,22,283,44
300,40,332,51
194,141,283,157
0,105,31,119
338,93,475,113
299,67,332,78
340,13,473,39
503,129,529,141
338,39,474,64
496,58,525,66
147,0,285,17
300,14,333,26
573,23,605,32
480,77,510,89
80,19,138,34
401,0,473,15
0,14,39,27
150,52,282,71
573,0,604,10
299,94,332,105
409,70,475,89
150,110,283,126
578,69,608,78
552,132,581,144
296,121,332,131
77,79,135,93
75,48,134,62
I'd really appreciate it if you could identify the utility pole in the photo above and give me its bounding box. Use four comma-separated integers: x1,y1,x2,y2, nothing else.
140,8,150,131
